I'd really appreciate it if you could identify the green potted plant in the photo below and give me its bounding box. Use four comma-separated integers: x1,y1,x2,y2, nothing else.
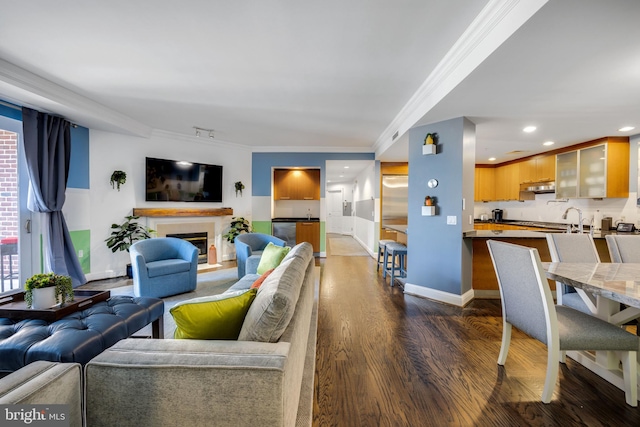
105,215,155,277
222,217,251,243
110,170,127,191
24,273,74,309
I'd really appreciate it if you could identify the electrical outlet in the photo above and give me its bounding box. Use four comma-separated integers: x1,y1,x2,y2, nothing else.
447,216,457,225
78,250,84,258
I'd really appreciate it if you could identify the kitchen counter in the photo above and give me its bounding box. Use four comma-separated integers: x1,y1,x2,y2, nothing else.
465,229,636,239
272,217,319,222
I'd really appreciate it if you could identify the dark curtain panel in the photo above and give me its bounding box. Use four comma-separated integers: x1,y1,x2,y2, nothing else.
22,107,87,287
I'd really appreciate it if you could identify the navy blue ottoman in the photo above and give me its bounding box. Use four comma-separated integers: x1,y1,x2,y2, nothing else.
0,296,164,372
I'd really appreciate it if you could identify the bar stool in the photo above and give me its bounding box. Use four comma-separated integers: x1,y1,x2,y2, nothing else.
377,239,395,274
1,237,18,292
384,242,407,287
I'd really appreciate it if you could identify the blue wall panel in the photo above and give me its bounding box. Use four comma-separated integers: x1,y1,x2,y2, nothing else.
68,126,90,189
252,152,375,197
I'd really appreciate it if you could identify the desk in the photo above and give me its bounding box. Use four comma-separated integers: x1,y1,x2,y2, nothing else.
542,262,640,399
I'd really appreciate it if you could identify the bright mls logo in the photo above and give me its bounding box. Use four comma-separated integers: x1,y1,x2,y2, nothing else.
1,405,69,426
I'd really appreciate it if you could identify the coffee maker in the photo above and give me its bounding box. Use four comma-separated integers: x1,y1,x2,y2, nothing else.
492,209,504,222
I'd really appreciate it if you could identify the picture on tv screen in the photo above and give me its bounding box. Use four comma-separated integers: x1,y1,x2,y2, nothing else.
145,157,223,202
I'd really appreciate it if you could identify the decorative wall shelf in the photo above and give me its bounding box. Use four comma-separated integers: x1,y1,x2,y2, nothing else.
422,206,436,216
132,208,233,217
423,144,436,155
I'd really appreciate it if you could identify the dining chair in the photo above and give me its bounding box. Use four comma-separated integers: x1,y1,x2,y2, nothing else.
605,234,640,262
487,239,639,406
545,233,599,314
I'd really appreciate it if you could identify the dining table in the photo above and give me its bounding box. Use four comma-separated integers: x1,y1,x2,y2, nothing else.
542,261,640,400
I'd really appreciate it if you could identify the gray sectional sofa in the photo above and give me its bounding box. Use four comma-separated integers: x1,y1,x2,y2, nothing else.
84,242,318,427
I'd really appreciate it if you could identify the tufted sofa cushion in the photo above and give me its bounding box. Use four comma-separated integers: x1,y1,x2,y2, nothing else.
0,296,164,372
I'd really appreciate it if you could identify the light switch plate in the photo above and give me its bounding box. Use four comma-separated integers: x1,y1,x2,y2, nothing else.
447,216,457,225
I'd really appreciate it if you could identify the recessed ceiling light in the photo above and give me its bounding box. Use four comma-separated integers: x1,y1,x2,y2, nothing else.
488,157,496,161
543,141,555,146
618,126,635,132
523,126,537,133
344,166,349,169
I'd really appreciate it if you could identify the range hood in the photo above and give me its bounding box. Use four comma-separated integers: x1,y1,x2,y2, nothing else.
520,181,556,194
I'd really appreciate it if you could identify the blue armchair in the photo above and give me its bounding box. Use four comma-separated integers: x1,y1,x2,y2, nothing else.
129,237,198,298
234,233,285,279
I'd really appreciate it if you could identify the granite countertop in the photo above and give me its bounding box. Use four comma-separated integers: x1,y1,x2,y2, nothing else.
383,224,408,234
272,217,319,222
464,229,635,239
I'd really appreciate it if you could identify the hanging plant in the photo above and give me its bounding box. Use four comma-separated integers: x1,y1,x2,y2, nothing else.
234,181,245,197
110,170,127,191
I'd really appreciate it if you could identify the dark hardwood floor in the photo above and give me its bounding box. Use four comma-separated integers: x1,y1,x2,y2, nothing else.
314,239,640,426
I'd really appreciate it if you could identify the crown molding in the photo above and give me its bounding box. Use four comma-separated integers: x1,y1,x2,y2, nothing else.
251,145,374,154
374,0,548,157
0,58,152,137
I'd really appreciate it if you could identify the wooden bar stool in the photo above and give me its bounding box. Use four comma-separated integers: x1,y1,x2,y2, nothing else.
384,242,407,286
377,240,395,274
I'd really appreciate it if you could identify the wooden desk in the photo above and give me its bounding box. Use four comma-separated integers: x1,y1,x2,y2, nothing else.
542,262,640,399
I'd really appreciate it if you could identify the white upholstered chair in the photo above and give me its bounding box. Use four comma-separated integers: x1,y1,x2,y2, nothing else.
487,239,638,406
545,233,599,314
606,234,640,263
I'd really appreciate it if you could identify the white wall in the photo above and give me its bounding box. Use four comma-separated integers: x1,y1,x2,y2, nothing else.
352,161,376,255
87,130,252,280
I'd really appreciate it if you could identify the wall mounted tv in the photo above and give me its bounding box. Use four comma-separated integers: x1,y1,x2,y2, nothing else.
145,157,223,202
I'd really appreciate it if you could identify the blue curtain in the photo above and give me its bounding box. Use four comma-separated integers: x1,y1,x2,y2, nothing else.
22,107,87,287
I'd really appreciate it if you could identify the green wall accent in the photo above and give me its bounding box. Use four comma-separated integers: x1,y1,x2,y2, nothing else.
320,221,326,252
69,230,91,274
252,221,272,235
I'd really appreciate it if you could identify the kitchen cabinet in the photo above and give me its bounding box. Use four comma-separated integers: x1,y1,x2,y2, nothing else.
520,155,555,183
474,167,495,202
494,163,520,201
273,169,321,200
556,138,628,199
296,221,320,252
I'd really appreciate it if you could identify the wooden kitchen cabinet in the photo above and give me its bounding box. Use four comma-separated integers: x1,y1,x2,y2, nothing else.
519,155,555,183
474,167,495,202
296,221,320,252
494,163,520,201
273,169,321,200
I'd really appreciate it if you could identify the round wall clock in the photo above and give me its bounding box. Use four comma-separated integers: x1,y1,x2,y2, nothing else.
427,179,438,188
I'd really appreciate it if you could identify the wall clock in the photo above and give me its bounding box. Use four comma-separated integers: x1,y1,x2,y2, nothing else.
427,179,438,188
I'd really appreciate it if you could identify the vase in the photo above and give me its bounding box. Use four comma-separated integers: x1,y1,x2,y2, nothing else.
32,287,57,309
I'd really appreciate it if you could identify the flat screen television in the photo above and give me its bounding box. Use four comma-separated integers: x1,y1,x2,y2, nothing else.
145,157,223,202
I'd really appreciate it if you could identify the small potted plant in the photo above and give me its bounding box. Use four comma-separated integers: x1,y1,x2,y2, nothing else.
110,170,127,191
24,273,74,309
105,215,155,277
222,217,251,243
234,181,245,197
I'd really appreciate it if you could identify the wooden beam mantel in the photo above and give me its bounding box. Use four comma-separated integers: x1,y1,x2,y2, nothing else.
132,208,233,217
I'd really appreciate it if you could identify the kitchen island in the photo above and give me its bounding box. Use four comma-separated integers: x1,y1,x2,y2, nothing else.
465,228,615,295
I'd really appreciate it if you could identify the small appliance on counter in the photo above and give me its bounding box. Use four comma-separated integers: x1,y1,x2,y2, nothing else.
492,209,504,222
480,213,489,221
601,217,613,231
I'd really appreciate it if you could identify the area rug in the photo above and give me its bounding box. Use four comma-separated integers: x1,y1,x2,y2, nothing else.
110,267,239,338
328,234,370,256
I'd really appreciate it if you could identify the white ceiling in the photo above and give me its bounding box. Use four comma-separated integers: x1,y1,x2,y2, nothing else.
1,0,639,184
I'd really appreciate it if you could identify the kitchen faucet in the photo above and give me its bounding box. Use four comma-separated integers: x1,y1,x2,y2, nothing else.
562,207,583,233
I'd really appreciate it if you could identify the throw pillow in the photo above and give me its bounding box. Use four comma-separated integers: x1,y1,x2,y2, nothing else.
251,268,275,289
170,289,258,340
256,242,291,274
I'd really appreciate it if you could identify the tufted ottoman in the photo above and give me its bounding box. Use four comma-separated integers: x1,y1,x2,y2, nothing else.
0,295,164,373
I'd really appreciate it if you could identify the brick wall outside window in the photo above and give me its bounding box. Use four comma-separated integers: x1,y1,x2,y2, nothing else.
0,129,18,280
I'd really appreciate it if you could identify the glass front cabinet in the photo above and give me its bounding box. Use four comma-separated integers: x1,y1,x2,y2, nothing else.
555,138,629,199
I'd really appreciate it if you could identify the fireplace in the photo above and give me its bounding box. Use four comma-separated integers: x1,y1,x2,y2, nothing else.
167,232,208,264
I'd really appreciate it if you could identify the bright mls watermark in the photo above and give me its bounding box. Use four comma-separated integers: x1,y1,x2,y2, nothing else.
1,405,69,426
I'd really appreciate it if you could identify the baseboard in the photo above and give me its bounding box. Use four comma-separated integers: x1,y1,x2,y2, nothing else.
404,283,475,307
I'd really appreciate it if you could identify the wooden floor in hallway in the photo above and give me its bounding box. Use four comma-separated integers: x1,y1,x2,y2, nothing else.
313,236,640,426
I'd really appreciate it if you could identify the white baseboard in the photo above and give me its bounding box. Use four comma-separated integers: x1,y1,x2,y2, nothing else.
404,283,475,307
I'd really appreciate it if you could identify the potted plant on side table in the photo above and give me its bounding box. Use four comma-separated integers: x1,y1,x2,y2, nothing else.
105,215,155,278
25,273,74,309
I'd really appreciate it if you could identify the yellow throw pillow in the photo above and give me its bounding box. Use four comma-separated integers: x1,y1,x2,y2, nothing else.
256,242,291,274
170,289,257,339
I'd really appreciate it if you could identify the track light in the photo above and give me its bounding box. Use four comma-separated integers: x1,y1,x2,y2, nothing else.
193,126,215,139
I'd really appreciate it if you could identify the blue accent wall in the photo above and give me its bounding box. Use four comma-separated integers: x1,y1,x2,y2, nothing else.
407,117,474,295
68,126,90,189
0,102,21,120
252,152,375,197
